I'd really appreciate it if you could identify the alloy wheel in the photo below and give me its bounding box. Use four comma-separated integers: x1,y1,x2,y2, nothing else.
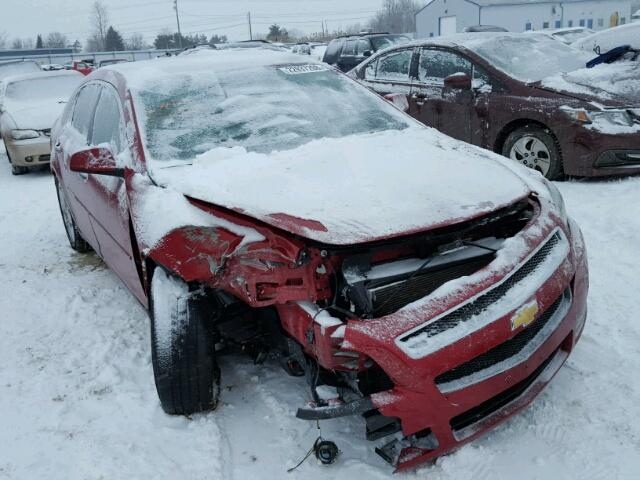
509,136,551,176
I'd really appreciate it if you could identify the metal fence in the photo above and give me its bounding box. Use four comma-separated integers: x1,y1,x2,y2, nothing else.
0,49,179,66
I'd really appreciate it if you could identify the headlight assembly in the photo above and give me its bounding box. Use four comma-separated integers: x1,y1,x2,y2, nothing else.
560,106,634,127
545,180,568,227
11,129,40,140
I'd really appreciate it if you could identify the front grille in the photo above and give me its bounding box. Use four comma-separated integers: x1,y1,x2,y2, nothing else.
400,232,561,344
371,257,492,318
39,154,51,162
435,290,566,386
450,349,557,432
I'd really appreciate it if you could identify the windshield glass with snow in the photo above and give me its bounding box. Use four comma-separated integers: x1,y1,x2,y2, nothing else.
5,75,82,103
137,62,411,163
465,35,590,83
371,35,411,51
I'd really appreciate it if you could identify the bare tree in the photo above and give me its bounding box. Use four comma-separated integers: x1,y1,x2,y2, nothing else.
0,31,8,49
90,1,110,51
23,38,35,49
11,38,24,50
369,0,422,34
45,32,68,48
125,33,147,50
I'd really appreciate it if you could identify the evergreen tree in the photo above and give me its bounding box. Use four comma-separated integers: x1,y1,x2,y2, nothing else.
104,26,125,51
36,34,44,49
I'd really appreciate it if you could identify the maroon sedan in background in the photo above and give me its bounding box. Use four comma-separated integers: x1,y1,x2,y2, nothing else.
350,33,640,180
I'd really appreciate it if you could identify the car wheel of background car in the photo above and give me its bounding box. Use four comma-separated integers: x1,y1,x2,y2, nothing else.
3,140,28,175
150,267,221,415
11,165,29,175
54,177,91,252
503,125,563,180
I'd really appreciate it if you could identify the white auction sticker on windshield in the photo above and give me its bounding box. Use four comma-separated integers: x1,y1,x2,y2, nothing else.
278,64,330,75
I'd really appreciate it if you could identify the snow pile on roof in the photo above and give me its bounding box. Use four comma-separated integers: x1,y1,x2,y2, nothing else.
151,127,530,245
108,48,316,90
573,22,640,51
1,71,83,130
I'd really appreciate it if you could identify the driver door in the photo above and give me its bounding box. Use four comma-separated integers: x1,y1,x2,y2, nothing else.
410,48,475,142
84,84,145,302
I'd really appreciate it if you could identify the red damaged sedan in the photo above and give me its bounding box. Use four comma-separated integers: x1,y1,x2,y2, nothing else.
51,49,588,470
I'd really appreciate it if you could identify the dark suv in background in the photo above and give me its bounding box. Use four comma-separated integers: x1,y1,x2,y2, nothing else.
323,32,411,71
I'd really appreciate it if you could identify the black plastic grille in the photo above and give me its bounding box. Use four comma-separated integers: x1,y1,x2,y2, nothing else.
435,290,567,386
372,257,492,318
39,154,51,162
400,232,562,344
450,349,557,432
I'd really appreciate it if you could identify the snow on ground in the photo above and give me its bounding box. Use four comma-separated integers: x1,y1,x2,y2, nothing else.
0,154,639,479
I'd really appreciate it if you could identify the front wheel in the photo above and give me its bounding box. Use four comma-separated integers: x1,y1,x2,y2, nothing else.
150,267,220,415
502,125,563,180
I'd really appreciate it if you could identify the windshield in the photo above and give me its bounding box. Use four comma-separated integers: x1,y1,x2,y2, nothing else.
465,35,591,82
5,75,82,103
136,62,410,163
371,35,411,51
553,29,593,43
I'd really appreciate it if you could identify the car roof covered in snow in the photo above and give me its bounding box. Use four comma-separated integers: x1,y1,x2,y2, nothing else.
103,48,325,89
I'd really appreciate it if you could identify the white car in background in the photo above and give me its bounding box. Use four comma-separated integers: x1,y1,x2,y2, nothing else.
573,22,640,52
532,27,594,44
0,70,83,175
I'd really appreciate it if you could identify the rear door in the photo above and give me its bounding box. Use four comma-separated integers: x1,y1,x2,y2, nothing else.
361,47,415,97
337,39,359,71
56,83,102,250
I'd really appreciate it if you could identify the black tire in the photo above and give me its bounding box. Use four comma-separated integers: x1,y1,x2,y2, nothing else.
150,267,220,415
502,125,563,180
11,164,29,175
54,177,91,252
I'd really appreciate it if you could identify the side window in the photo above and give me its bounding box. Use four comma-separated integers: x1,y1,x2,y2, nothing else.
356,39,371,56
419,49,472,85
71,84,101,141
364,59,378,80
343,40,357,56
91,87,124,154
376,49,413,82
472,64,492,88
324,39,343,62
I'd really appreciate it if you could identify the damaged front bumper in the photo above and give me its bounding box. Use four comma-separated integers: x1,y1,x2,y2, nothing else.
291,212,588,471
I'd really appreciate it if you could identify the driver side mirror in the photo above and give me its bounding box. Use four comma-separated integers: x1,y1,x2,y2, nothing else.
363,50,373,58
70,147,124,177
444,73,472,90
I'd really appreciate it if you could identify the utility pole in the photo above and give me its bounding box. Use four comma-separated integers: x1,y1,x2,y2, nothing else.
174,0,183,49
247,11,253,40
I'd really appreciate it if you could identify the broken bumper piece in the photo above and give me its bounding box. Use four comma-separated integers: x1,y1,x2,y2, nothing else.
296,397,373,420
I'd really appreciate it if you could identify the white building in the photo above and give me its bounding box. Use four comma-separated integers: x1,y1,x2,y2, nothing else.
416,0,634,38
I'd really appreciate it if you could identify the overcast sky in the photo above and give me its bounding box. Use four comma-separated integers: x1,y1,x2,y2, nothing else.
1,0,384,45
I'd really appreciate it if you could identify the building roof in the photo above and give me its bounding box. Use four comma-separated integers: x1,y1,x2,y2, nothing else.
418,0,628,14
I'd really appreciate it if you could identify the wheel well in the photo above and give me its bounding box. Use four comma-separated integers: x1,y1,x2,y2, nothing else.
494,119,555,155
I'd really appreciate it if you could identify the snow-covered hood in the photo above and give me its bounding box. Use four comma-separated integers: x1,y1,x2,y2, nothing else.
150,128,531,245
539,61,640,106
4,99,67,130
